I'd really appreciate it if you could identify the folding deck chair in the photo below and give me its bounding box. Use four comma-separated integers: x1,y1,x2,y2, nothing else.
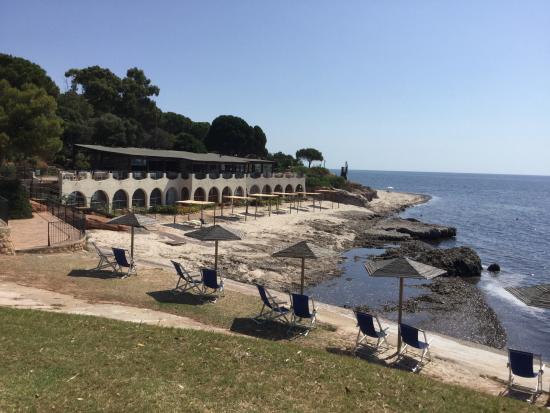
170,260,202,294
506,349,545,402
397,323,432,372
288,293,317,336
354,311,389,353
112,247,136,278
200,268,224,301
92,242,117,271
254,284,290,324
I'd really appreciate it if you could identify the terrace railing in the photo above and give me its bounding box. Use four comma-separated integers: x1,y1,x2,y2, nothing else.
92,171,109,180
43,201,86,246
235,173,245,179
132,171,147,180
208,172,220,179
222,172,233,179
250,172,261,179
112,171,129,180
149,171,163,180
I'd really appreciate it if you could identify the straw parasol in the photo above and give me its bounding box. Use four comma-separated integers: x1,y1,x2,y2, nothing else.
272,241,335,294
106,213,157,258
184,225,241,270
364,257,446,352
505,284,550,310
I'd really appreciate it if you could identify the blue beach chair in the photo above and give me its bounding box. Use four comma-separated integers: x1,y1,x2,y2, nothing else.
200,268,224,301
112,247,136,277
354,311,389,353
288,293,317,336
254,284,290,324
171,260,202,294
507,349,545,402
397,323,432,372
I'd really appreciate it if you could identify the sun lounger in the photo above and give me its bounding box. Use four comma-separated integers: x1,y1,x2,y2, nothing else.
506,349,545,402
112,247,136,278
354,311,389,353
288,293,317,336
171,260,202,294
397,323,432,372
91,241,117,271
254,284,290,324
200,268,224,301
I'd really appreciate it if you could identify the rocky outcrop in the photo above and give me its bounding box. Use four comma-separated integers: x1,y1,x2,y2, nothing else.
487,263,500,272
377,218,456,240
329,184,377,207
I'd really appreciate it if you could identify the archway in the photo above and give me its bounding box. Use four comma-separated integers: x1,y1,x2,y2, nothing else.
149,188,162,207
262,185,272,194
222,186,232,201
249,185,260,195
285,184,293,193
90,190,108,211
132,189,146,208
296,184,304,192
234,186,244,197
208,187,219,203
112,190,128,210
165,187,178,205
181,187,190,201
67,191,86,207
194,188,206,201
274,185,283,193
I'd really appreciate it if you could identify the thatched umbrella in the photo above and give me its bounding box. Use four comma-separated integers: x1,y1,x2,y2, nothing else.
184,225,241,270
364,257,446,352
272,241,335,294
506,284,550,310
106,213,157,258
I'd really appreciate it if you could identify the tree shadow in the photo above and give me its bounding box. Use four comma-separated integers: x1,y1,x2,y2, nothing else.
147,289,214,306
230,317,296,341
68,269,119,279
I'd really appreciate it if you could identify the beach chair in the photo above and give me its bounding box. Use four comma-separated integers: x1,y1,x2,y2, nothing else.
91,242,117,271
254,284,290,324
170,260,202,294
200,268,224,301
288,293,317,336
397,323,432,372
354,311,389,353
506,349,545,402
111,247,136,278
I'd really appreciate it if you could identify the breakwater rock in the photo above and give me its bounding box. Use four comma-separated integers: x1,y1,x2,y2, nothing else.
330,184,377,207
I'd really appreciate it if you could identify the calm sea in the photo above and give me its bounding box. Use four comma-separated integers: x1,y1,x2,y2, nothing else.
310,170,550,358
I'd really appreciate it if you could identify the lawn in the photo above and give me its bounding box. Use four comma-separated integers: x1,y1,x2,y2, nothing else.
0,308,537,412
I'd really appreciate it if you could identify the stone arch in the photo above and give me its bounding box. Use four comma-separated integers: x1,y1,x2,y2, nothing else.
194,187,206,201
262,184,272,194
249,185,260,195
295,184,304,192
132,189,146,208
67,191,86,207
285,184,293,193
165,187,178,205
112,190,129,210
149,188,162,207
274,184,283,193
234,186,244,197
90,190,108,211
208,187,220,203
181,187,190,201
222,186,232,202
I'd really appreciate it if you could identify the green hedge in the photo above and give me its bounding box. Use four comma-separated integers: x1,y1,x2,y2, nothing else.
294,166,346,190
0,179,32,219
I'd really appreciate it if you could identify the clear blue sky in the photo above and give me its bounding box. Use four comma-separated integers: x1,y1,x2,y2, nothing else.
2,1,549,175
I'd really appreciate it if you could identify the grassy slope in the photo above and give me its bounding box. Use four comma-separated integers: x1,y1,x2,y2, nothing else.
0,308,536,412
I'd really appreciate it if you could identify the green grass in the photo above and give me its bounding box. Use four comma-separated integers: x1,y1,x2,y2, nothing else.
0,308,537,412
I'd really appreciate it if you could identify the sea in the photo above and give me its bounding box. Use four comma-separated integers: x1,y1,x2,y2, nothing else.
307,170,550,359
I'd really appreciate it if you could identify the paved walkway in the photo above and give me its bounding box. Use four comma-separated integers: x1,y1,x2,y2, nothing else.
8,213,50,250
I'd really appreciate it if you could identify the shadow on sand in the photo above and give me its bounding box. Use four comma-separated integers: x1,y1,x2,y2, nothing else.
147,289,215,306
68,269,119,279
230,317,309,341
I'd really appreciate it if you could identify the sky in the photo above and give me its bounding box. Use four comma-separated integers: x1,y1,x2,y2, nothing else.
1,1,549,175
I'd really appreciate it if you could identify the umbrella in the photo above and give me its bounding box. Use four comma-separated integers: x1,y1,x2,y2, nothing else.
364,257,446,352
505,284,550,310
272,241,335,294
106,213,157,258
184,225,241,270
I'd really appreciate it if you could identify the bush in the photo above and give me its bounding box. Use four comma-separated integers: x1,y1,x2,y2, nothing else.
0,179,32,219
295,166,346,190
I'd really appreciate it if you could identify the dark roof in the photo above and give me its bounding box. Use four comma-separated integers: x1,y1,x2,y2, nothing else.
364,257,446,279
76,144,273,164
506,284,550,310
184,225,242,241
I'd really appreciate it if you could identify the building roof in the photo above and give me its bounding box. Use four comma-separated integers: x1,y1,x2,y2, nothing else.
76,144,273,164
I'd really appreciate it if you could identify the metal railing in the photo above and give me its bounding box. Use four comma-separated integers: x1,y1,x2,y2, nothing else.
43,201,86,246
0,195,8,223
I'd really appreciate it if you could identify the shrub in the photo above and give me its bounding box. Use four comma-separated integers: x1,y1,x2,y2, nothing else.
0,179,32,219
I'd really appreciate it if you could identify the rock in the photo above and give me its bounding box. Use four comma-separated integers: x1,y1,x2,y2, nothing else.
329,185,378,207
375,217,456,241
487,263,500,272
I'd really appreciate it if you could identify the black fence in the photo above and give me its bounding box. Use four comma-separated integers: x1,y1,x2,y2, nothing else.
42,201,86,246
0,195,8,223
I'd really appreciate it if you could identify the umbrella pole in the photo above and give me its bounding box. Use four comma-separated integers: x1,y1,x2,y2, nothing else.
300,257,305,295
214,203,216,225
397,278,404,352
245,200,248,221
201,206,204,227
255,202,257,219
130,226,135,259
214,240,218,271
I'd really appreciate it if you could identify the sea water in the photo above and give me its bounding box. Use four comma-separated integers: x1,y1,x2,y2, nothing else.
309,170,550,359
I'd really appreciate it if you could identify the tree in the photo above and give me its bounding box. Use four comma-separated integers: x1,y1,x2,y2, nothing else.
143,128,175,149
0,53,59,97
268,152,302,171
65,66,122,114
159,112,193,135
189,121,210,141
296,148,324,168
0,80,63,163
174,132,207,153
204,115,267,157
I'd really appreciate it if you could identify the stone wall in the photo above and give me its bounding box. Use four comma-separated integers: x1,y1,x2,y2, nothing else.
0,219,15,255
